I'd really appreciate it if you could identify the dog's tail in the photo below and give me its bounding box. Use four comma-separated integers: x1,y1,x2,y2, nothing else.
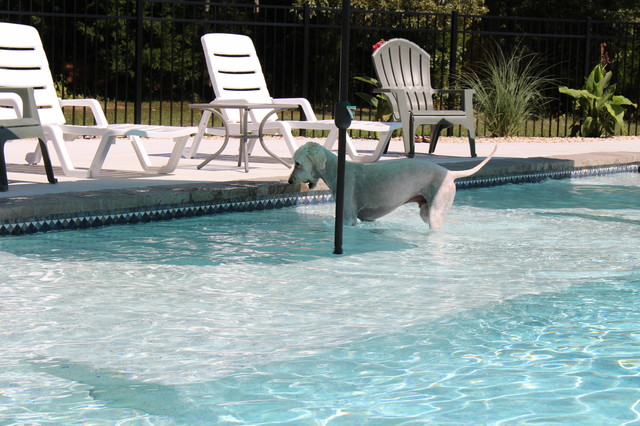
449,144,498,180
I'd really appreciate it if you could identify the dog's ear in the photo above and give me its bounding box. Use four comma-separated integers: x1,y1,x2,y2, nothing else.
307,143,327,170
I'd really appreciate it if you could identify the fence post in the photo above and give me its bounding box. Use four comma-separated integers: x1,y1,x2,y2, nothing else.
449,10,458,89
448,10,459,135
301,2,310,134
584,16,592,77
134,0,144,124
302,3,310,101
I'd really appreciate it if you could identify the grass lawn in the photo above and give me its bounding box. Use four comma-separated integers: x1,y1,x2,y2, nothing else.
62,101,638,138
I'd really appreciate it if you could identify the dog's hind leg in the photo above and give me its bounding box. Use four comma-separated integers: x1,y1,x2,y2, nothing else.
417,198,431,225
406,194,432,226
423,181,456,230
409,193,438,227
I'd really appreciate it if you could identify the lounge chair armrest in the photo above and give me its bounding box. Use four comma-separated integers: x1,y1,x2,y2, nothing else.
272,97,317,121
59,98,109,127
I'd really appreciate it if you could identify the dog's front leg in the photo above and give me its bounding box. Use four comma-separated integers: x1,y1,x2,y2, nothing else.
341,184,359,226
339,201,359,226
344,214,358,226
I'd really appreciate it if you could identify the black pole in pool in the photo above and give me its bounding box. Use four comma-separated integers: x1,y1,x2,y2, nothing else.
333,0,352,255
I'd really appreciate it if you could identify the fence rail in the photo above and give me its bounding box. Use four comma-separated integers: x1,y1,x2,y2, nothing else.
2,1,640,137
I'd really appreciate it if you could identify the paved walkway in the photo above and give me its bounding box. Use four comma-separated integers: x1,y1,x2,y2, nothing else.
3,136,639,195
1,135,639,233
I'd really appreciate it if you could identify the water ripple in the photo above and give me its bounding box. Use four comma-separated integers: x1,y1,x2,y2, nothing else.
0,173,638,424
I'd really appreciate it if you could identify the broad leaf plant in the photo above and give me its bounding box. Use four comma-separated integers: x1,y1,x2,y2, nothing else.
559,48,636,137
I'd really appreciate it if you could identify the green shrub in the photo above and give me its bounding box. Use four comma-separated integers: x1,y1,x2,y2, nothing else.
353,75,393,122
459,45,554,137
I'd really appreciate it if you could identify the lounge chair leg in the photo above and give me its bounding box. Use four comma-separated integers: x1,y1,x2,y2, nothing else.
25,142,42,165
88,134,117,178
187,110,211,158
323,129,339,151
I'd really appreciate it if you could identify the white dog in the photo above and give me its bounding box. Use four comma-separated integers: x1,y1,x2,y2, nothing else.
288,142,497,229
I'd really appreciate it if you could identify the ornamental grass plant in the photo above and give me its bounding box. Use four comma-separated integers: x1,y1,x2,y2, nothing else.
459,44,555,137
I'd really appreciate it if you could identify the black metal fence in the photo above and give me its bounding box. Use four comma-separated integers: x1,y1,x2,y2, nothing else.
2,1,640,137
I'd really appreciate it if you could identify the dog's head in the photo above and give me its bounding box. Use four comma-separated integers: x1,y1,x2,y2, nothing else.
287,142,327,189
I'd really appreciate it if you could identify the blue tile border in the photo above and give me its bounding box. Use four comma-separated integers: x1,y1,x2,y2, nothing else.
1,164,638,236
0,190,334,236
456,163,640,189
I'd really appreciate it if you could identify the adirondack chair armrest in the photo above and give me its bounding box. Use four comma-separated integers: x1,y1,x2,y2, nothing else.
0,91,24,118
373,87,413,121
375,87,410,93
272,97,317,121
59,98,109,127
433,88,475,111
375,87,426,98
374,87,414,98
433,88,475,94
0,87,40,119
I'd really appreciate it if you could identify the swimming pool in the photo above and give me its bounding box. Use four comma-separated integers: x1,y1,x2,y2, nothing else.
0,172,638,424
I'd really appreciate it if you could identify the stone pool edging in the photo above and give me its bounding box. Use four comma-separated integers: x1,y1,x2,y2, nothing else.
1,152,638,236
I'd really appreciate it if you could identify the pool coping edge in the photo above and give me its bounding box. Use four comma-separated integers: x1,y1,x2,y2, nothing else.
1,157,639,236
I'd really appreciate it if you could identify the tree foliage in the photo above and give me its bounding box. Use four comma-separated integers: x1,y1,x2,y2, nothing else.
485,0,640,21
293,0,488,15
75,0,202,99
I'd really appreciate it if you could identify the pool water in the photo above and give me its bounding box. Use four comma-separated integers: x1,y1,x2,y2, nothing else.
0,173,639,424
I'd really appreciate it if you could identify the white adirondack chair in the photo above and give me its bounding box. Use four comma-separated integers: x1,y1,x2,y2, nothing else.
372,38,477,157
0,87,57,191
187,33,401,163
0,22,198,178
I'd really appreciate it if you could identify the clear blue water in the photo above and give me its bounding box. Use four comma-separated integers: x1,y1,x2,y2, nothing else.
0,173,639,425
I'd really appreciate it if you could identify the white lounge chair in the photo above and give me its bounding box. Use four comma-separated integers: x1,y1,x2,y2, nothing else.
372,38,477,157
0,22,198,178
188,33,401,163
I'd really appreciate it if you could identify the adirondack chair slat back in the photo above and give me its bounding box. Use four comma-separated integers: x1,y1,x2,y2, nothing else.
0,23,66,125
201,33,273,123
372,39,435,120
372,38,477,158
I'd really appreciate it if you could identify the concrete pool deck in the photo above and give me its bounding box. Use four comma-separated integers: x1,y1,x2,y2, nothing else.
1,136,639,235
